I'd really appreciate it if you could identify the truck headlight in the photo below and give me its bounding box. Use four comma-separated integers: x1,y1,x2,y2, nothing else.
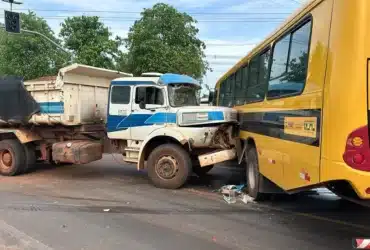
182,112,209,124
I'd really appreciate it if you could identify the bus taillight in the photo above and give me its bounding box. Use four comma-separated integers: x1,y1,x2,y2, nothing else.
343,126,370,172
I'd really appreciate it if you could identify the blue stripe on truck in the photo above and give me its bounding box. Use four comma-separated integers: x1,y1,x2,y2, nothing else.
39,102,64,114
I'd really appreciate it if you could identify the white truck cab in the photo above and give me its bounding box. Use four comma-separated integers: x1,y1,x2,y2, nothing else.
107,73,238,189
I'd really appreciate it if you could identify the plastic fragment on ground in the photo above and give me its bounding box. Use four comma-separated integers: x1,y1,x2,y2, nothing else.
217,184,251,204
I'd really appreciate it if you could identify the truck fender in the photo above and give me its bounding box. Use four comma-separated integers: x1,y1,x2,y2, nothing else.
137,127,188,170
0,129,42,144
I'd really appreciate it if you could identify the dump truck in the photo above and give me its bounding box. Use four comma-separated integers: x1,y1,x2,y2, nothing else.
0,64,238,189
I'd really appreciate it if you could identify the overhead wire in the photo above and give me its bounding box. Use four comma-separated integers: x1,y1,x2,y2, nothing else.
0,8,292,15
0,15,286,23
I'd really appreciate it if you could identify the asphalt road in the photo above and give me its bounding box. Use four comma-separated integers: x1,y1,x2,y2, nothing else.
0,155,369,250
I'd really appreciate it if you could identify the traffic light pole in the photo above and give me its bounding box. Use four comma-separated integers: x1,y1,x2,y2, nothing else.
0,25,75,62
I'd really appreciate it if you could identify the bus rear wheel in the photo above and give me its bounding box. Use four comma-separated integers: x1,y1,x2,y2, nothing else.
246,147,265,201
147,144,192,189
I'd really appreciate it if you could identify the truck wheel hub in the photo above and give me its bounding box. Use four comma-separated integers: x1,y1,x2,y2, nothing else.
0,150,12,168
156,156,179,179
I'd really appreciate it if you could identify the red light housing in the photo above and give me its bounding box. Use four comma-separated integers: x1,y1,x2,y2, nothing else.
353,153,365,164
366,188,370,194
343,126,370,172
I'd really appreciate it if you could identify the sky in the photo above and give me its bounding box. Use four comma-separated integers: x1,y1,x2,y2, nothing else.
0,0,307,90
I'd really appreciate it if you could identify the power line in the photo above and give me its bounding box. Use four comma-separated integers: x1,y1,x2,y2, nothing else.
0,15,286,23
0,8,291,15
23,16,286,20
205,43,257,46
289,0,303,3
206,55,244,59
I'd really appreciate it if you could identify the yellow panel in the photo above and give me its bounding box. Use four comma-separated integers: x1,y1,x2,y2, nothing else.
281,139,321,190
240,131,284,188
321,158,370,199
284,117,318,138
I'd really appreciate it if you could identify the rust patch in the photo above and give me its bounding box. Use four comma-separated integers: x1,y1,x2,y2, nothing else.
52,140,103,164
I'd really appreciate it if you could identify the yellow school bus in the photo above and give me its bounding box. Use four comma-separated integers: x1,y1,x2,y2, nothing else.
215,0,370,203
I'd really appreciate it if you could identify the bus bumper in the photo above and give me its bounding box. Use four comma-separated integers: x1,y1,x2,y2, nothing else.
321,158,370,199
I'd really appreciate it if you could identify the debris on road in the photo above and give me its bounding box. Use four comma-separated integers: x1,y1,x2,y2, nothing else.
216,185,255,204
103,209,110,212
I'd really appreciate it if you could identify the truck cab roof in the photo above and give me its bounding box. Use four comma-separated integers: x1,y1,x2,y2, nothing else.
112,73,200,88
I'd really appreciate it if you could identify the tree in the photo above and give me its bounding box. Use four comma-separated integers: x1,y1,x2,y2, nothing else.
125,3,209,78
0,12,67,80
281,52,308,83
60,16,123,69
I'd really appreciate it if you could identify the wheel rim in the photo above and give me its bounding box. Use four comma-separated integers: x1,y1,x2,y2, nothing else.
0,149,13,169
155,155,179,180
248,162,256,189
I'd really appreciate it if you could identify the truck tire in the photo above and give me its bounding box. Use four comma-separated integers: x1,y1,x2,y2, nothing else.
193,165,214,177
147,144,192,189
24,143,36,173
246,146,265,201
0,139,26,176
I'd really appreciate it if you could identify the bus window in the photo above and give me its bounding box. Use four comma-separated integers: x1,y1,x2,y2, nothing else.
267,21,312,98
270,35,290,79
229,74,236,107
219,80,226,106
241,65,249,104
235,70,243,105
246,50,270,103
258,50,271,88
248,56,259,87
224,77,230,106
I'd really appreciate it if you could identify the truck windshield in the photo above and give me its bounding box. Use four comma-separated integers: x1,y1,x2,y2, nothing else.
168,84,200,107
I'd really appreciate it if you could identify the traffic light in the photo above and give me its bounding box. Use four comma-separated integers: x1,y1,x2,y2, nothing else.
4,10,20,34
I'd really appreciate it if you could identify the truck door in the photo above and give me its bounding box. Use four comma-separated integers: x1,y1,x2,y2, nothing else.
130,85,167,140
106,85,132,139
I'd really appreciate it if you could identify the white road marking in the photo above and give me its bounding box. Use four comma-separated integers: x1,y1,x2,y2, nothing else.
358,239,370,249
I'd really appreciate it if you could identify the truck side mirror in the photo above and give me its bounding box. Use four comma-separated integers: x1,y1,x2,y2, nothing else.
139,100,146,109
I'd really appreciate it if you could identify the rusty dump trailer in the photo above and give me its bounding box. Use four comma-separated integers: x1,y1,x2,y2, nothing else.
0,64,132,176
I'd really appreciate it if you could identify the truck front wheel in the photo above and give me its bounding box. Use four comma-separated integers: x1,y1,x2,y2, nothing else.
147,144,192,189
0,139,26,176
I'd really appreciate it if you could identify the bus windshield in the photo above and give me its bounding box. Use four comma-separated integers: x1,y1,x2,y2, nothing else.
168,84,200,107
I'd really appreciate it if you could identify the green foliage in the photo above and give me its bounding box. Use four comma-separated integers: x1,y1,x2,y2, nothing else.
281,52,308,82
60,16,123,69
0,6,208,80
125,3,209,78
0,12,67,80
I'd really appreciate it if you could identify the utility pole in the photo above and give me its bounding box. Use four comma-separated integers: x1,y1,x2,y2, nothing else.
1,0,22,11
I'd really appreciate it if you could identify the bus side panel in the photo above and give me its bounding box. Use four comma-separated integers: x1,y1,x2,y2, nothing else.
240,130,284,189
280,0,333,190
236,0,333,192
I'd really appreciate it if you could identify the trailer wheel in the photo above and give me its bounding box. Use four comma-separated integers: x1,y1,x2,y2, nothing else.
0,139,26,176
246,146,265,201
147,144,192,189
24,143,37,173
